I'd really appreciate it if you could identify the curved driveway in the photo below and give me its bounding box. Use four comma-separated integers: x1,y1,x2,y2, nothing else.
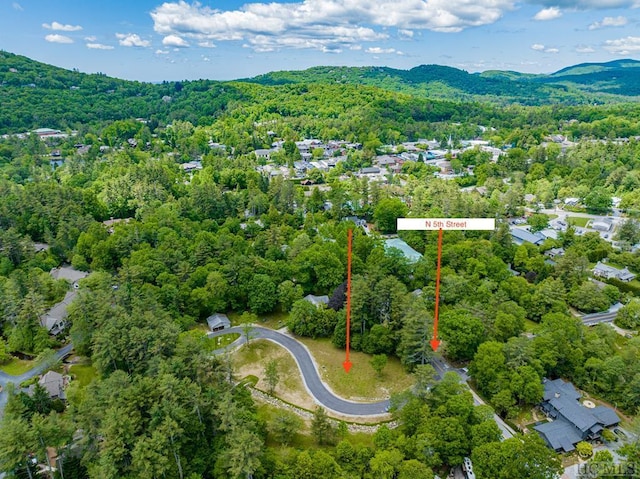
0,344,73,414
209,326,390,417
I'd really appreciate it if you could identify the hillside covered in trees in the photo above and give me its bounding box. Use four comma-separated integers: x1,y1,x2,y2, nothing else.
2,51,640,478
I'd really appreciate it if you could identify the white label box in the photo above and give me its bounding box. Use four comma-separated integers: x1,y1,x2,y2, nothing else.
397,218,496,231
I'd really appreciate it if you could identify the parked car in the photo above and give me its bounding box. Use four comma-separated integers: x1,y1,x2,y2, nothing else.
614,428,628,440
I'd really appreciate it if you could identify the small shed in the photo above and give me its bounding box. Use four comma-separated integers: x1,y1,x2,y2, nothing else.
207,313,231,332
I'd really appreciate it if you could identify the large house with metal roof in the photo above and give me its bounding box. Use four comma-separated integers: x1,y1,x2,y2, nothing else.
534,378,619,453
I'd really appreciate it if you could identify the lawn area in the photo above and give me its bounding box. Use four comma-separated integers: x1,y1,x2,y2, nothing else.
69,363,98,388
567,216,589,227
233,339,317,411
298,337,414,402
228,310,290,330
0,357,35,376
523,318,541,334
204,333,241,351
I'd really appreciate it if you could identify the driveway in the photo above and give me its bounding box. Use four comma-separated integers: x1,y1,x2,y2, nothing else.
0,344,73,415
210,326,390,416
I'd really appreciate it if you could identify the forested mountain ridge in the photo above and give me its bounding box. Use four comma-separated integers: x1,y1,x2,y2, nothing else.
3,50,640,136
0,51,247,133
244,60,640,104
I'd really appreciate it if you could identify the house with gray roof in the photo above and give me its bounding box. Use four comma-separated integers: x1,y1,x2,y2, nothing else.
303,294,329,307
40,291,77,336
35,371,67,400
509,226,545,246
593,262,636,282
534,378,619,453
207,313,231,332
50,266,88,288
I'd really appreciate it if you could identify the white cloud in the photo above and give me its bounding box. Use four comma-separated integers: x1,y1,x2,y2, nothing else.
399,29,414,38
575,44,596,52
603,36,640,54
198,41,216,48
531,43,558,52
533,7,562,20
365,46,397,54
45,34,74,44
150,0,515,53
43,21,83,31
84,35,97,41
156,49,170,54
533,0,640,8
162,34,189,47
116,33,151,47
12,2,23,11
588,16,628,30
86,43,114,50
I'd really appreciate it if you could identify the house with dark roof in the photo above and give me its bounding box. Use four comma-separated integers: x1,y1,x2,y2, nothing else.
207,313,231,332
534,378,619,453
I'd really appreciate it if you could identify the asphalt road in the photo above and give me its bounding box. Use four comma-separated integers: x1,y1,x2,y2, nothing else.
431,356,516,440
209,326,390,416
0,344,73,415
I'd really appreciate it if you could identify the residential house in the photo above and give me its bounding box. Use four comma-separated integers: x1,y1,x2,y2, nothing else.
254,148,278,160
50,266,88,289
40,291,77,336
181,160,203,173
384,238,423,264
592,262,636,282
207,313,231,332
534,378,619,453
36,371,68,400
591,219,613,232
303,294,329,307
545,248,565,259
509,227,545,246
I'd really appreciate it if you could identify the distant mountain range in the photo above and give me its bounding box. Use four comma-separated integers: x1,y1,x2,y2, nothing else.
1,50,640,134
243,59,640,105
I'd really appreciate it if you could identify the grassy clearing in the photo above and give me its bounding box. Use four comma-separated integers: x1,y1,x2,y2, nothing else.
298,337,414,402
69,363,98,388
233,340,317,411
228,310,290,330
0,357,35,376
204,333,241,350
567,216,589,227
257,403,313,448
523,318,541,333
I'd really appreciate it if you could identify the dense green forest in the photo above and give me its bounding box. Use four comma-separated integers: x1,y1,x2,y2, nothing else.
1,52,640,478
244,59,640,105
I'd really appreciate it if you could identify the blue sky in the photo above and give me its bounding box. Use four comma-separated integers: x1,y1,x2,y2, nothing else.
1,0,640,82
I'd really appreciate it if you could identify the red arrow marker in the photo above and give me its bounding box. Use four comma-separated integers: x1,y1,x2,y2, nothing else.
343,228,353,373
431,228,443,352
